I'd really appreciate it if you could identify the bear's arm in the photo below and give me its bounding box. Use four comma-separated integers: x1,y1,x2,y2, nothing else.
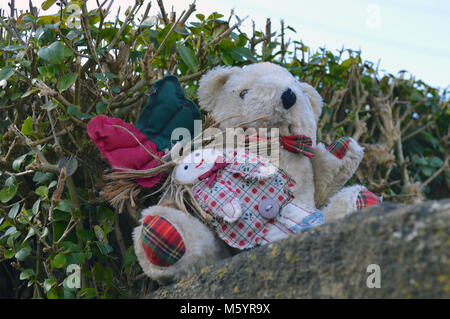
312,137,364,208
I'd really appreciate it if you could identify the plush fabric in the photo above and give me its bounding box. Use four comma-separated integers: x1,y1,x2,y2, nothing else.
87,115,164,188
136,75,201,151
141,215,186,267
356,190,380,210
326,137,351,159
313,138,364,208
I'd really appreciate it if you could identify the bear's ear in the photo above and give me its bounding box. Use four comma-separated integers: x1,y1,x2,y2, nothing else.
299,82,323,121
198,66,240,112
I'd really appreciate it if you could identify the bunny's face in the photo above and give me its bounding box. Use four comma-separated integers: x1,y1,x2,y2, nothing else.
175,148,221,184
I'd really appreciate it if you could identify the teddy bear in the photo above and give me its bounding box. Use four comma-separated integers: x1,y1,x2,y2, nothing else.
197,62,380,219
133,145,324,283
131,62,380,284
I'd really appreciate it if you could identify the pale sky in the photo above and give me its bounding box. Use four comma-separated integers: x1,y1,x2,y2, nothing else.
1,0,449,89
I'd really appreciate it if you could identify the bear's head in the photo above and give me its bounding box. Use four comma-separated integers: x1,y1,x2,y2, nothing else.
198,62,323,142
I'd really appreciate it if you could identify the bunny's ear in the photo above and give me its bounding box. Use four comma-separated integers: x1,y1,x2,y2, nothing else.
299,82,323,121
198,66,240,112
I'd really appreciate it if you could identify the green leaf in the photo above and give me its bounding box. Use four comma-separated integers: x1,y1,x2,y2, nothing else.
429,156,444,168
15,247,32,261
123,246,137,266
67,104,79,116
0,184,18,203
95,101,108,114
8,203,21,219
112,86,120,93
0,66,14,81
94,225,106,243
96,241,113,255
55,199,72,213
94,72,107,81
218,39,235,51
4,249,15,259
57,73,78,92
104,72,117,79
41,0,57,10
175,26,189,35
5,176,16,188
20,269,35,280
76,229,95,242
53,253,67,269
33,172,53,184
21,116,33,136
35,185,49,199
44,278,56,292
231,47,257,62
32,199,41,216
12,154,28,172
77,288,97,299
177,45,199,73
37,41,72,64
422,167,434,177
21,88,38,98
24,228,36,242
47,287,60,299
58,156,78,176
1,227,17,240
40,227,49,239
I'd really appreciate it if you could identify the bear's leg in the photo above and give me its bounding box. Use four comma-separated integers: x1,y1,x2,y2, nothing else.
312,137,364,208
133,205,230,284
321,185,381,222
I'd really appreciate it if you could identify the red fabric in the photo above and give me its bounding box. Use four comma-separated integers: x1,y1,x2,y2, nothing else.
198,156,229,187
279,135,315,158
87,115,165,188
356,190,380,210
141,215,186,267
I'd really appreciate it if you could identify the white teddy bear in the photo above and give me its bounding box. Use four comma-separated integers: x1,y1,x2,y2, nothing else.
133,62,380,284
197,62,379,220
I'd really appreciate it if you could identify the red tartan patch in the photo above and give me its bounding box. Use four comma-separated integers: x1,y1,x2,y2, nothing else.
356,190,380,210
327,137,351,159
141,215,186,267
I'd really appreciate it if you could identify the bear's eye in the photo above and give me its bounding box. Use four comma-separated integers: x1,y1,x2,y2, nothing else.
239,89,249,99
184,165,189,170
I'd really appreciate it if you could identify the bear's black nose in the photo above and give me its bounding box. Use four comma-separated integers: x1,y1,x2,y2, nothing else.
281,88,296,109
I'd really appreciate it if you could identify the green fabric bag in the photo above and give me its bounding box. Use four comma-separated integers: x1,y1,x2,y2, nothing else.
136,75,201,151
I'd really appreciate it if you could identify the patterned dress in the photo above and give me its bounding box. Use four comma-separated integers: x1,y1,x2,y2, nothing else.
192,149,324,249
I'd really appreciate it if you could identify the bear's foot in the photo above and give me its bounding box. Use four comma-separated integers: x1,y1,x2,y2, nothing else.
356,189,381,210
322,185,381,222
133,206,230,284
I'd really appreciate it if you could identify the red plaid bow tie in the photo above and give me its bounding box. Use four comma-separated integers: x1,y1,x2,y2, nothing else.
243,131,315,158
198,157,229,187
279,135,315,158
